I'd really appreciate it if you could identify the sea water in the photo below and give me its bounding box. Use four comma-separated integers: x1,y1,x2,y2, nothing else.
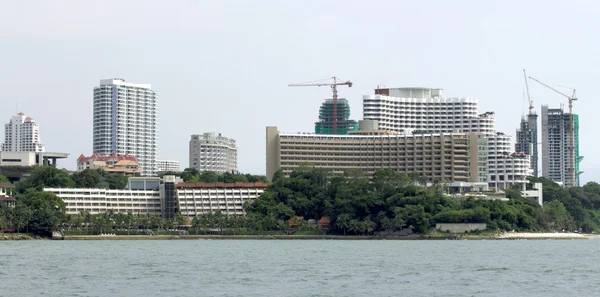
0,240,598,297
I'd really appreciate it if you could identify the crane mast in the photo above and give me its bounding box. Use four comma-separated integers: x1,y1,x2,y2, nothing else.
523,69,534,115
288,77,353,135
528,76,578,187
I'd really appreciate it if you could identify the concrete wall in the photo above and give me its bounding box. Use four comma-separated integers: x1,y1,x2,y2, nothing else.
0,152,36,166
436,223,487,233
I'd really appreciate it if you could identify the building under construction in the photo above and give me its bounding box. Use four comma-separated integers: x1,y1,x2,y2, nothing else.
515,113,538,177
541,105,582,187
314,99,358,135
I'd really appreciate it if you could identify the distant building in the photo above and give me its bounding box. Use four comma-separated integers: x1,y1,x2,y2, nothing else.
44,176,267,218
93,78,158,176
541,105,582,187
515,113,539,177
3,112,45,152
189,133,237,173
77,153,141,176
156,159,181,173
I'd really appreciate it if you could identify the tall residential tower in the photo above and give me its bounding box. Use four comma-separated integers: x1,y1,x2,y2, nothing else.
541,105,581,187
93,79,158,176
2,112,45,152
515,113,538,177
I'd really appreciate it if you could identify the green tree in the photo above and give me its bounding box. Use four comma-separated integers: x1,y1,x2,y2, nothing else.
15,166,75,193
18,190,65,235
0,174,9,183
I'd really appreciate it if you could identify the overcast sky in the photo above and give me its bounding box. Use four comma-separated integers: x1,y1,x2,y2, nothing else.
0,0,598,183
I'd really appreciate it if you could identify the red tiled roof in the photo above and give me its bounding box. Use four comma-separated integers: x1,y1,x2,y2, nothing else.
77,153,138,163
0,183,14,189
176,182,269,189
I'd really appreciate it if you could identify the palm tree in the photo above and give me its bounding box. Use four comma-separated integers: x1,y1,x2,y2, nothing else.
336,214,351,235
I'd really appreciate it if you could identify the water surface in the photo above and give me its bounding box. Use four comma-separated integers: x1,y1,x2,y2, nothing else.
1,240,598,296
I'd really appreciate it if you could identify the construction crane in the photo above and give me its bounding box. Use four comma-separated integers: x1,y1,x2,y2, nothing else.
523,69,534,115
528,75,578,187
288,77,353,135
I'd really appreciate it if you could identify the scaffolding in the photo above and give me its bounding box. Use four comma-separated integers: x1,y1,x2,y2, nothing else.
314,99,358,135
574,114,583,186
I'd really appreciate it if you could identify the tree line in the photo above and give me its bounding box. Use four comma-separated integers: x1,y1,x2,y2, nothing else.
244,167,600,235
3,165,600,236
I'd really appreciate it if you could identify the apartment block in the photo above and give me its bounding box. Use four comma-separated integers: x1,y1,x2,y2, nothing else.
156,159,181,173
3,112,45,152
93,78,158,176
266,125,488,189
541,105,581,187
189,133,237,173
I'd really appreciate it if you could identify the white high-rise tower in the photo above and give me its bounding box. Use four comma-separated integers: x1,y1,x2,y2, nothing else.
363,87,532,190
2,112,45,152
93,78,157,176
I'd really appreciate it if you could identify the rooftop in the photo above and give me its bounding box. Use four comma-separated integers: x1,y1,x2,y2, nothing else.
176,182,269,189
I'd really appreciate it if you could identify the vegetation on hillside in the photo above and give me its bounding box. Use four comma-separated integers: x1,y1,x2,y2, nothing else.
244,167,600,235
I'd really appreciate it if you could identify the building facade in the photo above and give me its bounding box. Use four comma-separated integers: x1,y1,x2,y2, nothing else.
363,87,532,190
541,105,581,187
44,176,267,217
156,159,181,173
266,126,488,190
93,78,158,176
515,113,539,177
189,133,237,173
0,151,68,167
176,182,267,216
3,112,45,152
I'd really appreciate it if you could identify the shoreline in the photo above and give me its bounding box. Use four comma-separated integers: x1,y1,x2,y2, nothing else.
3,232,595,241
60,232,592,240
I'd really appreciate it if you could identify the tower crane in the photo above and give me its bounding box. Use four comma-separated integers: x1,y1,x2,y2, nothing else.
523,69,534,115
288,77,353,135
528,75,578,187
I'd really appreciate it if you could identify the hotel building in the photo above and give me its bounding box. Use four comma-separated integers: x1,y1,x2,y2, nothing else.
266,124,488,190
44,176,267,218
362,87,532,190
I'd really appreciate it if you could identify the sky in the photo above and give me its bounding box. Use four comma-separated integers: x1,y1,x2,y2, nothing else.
0,0,598,183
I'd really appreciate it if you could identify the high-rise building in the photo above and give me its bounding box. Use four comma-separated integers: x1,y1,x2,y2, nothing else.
156,159,181,173
515,113,539,177
93,78,157,176
314,99,358,135
3,112,45,152
189,133,237,173
363,87,532,190
541,105,581,187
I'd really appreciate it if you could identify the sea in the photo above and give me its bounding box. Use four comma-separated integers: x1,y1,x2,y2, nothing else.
0,239,598,297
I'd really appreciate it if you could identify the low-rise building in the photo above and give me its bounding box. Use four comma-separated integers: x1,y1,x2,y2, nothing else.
44,176,268,217
76,153,141,176
176,182,268,216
